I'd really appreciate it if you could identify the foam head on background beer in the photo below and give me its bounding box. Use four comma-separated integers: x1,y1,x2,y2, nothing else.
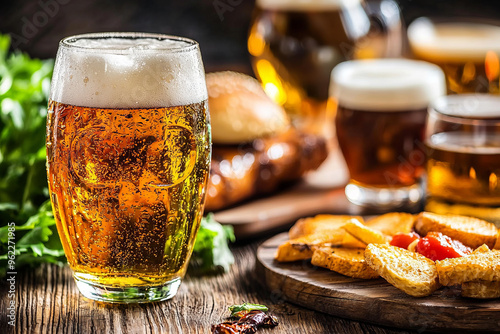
432,94,500,119
330,59,446,111
50,33,208,108
408,18,500,63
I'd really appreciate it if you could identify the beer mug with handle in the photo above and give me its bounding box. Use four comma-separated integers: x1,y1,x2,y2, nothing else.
248,0,403,134
408,17,500,94
46,33,211,303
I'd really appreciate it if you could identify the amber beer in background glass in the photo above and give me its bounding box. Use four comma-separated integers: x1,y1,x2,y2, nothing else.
408,18,500,94
46,33,211,303
425,95,500,226
331,59,445,208
248,0,402,133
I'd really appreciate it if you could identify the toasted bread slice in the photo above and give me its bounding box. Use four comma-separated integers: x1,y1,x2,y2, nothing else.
343,219,388,245
289,215,362,239
461,280,500,299
415,212,498,249
365,212,416,236
494,231,500,250
275,227,366,262
311,246,379,279
275,230,346,262
340,231,368,249
435,250,500,286
473,244,490,254
364,244,441,297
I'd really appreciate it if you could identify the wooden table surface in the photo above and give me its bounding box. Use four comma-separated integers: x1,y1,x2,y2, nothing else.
0,234,420,334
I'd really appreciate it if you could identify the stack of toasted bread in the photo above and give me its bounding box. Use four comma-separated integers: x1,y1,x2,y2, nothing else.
275,212,500,298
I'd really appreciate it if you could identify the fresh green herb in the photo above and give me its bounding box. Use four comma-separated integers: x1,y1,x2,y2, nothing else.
229,303,269,317
0,201,66,278
189,213,235,274
0,34,63,278
0,34,54,223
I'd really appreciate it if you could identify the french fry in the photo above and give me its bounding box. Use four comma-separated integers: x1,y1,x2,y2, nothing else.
343,219,388,245
289,214,362,239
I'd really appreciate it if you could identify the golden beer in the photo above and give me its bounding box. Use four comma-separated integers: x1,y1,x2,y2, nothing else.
425,95,500,226
46,33,210,302
408,18,500,94
46,101,210,286
248,0,402,131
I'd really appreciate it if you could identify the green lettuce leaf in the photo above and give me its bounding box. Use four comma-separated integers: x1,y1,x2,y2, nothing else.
189,213,235,274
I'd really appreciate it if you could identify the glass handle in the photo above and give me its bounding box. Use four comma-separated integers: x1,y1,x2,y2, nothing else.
365,0,403,57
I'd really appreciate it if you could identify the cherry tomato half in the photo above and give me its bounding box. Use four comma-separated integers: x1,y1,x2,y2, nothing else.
416,232,472,261
390,232,421,250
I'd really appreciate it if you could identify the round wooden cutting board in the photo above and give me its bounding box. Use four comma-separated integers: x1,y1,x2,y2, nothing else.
256,233,500,332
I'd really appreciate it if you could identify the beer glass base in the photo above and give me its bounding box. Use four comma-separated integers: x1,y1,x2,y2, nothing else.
345,183,423,209
74,276,181,303
425,198,500,228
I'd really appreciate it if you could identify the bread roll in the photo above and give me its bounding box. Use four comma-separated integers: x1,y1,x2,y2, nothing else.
206,71,290,144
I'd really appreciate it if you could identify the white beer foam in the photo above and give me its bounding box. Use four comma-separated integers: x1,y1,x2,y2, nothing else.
50,34,208,108
330,59,445,111
408,18,500,62
257,0,361,10
432,94,500,119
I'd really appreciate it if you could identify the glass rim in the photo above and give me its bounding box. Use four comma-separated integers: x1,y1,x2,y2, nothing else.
59,32,199,54
409,16,500,26
429,94,500,123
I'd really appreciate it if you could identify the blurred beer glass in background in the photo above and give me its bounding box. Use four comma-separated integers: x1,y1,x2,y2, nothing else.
46,33,211,303
331,59,445,209
248,0,403,134
425,95,500,226
408,17,500,94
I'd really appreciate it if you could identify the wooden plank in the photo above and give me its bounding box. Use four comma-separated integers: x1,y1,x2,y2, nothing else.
0,241,409,334
256,232,500,332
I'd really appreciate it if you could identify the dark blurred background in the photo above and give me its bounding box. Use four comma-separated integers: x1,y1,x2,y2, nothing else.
1,0,500,73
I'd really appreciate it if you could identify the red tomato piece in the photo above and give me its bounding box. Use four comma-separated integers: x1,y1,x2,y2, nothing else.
416,232,472,261
390,232,420,249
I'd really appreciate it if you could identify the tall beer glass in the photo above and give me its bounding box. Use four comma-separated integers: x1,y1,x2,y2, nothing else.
425,94,500,226
408,18,500,94
248,0,402,133
46,33,211,303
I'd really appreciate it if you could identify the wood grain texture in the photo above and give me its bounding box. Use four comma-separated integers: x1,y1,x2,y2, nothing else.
213,152,422,239
256,233,500,333
0,239,414,334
